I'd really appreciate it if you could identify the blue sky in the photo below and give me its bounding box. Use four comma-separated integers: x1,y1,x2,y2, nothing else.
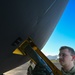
42,0,75,56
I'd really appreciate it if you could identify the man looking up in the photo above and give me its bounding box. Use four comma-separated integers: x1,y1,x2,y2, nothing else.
59,46,75,75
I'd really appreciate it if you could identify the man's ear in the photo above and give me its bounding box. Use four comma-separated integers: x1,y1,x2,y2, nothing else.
72,55,75,60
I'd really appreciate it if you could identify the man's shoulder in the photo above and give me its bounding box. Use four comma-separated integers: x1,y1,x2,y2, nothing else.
61,66,75,75
72,66,75,75
69,66,75,75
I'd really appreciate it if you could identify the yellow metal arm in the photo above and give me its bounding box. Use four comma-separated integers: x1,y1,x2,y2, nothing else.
17,37,62,75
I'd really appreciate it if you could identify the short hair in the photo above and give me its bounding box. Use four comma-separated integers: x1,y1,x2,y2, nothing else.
59,46,75,55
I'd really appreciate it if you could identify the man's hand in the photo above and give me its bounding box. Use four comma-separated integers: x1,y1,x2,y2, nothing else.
32,64,47,75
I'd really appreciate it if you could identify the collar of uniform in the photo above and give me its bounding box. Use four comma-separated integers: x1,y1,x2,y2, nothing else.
61,66,75,74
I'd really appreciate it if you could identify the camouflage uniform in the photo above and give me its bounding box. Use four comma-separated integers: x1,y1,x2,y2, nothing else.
61,66,75,75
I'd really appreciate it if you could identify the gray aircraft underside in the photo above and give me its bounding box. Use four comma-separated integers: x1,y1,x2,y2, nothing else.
0,0,68,74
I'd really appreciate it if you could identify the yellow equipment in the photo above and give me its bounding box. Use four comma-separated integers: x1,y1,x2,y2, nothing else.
17,37,63,75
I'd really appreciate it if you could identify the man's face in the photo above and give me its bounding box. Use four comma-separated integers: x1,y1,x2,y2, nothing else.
59,49,73,67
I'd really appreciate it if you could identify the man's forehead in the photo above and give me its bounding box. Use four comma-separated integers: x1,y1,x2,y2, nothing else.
59,49,70,54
